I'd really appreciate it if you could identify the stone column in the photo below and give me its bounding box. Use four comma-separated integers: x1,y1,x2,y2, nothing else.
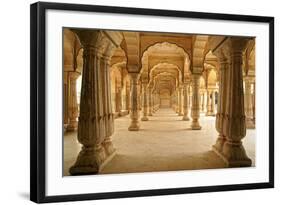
67,72,80,131
63,72,69,131
206,89,212,116
101,54,115,158
178,86,183,116
209,90,215,116
212,51,227,154
182,83,190,121
213,38,251,167
141,83,149,121
128,73,140,131
69,31,116,175
126,84,130,111
200,92,205,112
175,88,179,113
138,83,142,111
148,88,153,116
151,93,155,113
191,74,202,130
252,81,256,125
244,77,255,128
210,91,216,116
115,87,122,115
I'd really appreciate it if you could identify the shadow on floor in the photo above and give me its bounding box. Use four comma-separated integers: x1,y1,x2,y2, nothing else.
100,150,226,175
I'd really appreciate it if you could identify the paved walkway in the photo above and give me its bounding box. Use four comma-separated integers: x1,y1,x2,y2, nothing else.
64,108,255,176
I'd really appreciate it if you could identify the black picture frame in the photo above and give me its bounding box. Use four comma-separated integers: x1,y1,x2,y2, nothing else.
30,1,274,203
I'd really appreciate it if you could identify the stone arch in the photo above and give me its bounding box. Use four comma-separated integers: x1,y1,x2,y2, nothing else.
110,46,127,67
149,62,182,86
64,28,81,71
141,41,191,59
152,72,177,93
141,42,190,75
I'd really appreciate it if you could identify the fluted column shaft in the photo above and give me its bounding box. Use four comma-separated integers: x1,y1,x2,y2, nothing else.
115,87,122,113
206,89,212,116
175,88,179,113
141,83,149,121
200,92,205,112
191,74,202,130
182,83,190,121
70,46,112,175
211,91,216,115
101,55,115,157
213,54,227,153
128,73,140,131
126,85,130,111
68,30,123,175
67,72,80,131
63,72,69,131
244,77,255,128
178,86,183,116
148,88,153,116
213,38,251,167
253,82,256,125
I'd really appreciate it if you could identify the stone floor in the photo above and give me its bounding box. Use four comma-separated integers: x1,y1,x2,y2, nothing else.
63,108,256,176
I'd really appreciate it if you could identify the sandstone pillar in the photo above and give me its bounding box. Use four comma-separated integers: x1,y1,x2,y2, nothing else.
63,72,69,131
191,74,202,130
213,51,227,154
101,55,115,158
126,84,130,111
67,72,80,131
182,83,190,121
210,91,216,116
206,89,212,116
141,83,149,121
69,30,117,175
115,87,122,116
148,88,153,116
253,81,256,125
178,86,183,116
213,38,251,167
200,92,205,112
244,77,255,128
175,88,179,113
128,73,140,131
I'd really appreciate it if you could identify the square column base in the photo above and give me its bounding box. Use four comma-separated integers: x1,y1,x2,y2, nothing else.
212,144,252,167
69,148,117,175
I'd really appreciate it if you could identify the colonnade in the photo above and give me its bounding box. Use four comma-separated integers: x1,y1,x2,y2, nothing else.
64,31,255,174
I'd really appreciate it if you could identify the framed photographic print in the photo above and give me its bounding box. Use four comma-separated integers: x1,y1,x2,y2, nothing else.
30,1,274,203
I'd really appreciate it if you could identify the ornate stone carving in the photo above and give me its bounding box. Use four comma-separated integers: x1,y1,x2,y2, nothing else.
67,71,80,131
244,76,255,128
182,83,190,121
141,83,149,121
178,85,183,116
69,30,120,175
191,74,202,130
212,37,252,167
128,73,140,131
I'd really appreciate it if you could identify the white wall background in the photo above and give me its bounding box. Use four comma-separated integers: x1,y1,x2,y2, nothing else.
0,0,279,204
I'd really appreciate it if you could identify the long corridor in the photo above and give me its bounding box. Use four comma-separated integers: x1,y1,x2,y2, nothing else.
64,108,255,176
